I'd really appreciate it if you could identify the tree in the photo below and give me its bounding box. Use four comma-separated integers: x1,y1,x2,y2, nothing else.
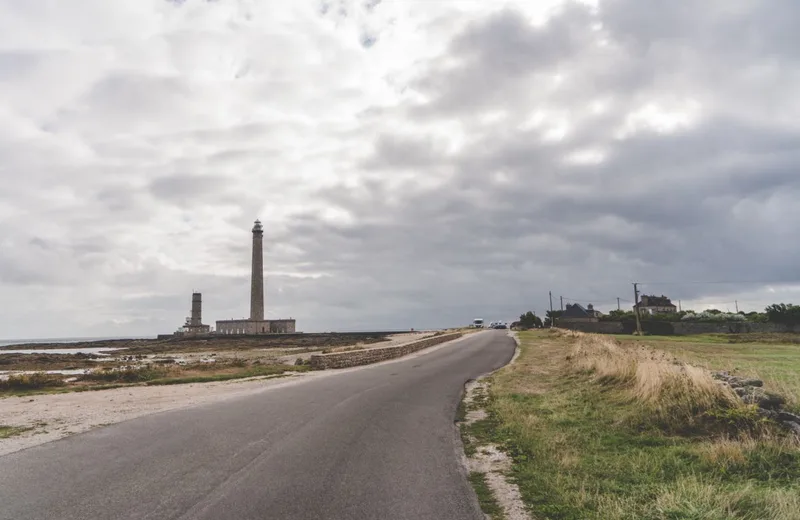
519,311,542,329
765,303,800,325
544,309,563,327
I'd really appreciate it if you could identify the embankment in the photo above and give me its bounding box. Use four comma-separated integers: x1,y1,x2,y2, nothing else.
310,332,463,369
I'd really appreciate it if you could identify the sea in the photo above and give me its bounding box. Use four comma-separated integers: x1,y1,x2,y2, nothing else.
0,336,152,348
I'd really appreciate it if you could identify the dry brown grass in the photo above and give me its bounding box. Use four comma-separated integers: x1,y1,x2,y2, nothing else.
560,329,747,430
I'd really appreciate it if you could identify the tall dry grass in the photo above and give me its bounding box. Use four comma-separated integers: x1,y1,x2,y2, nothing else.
561,330,742,429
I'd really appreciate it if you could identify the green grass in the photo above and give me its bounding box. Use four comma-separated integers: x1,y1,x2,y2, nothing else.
0,425,32,439
78,367,169,383
468,471,505,519
480,331,800,520
612,334,737,344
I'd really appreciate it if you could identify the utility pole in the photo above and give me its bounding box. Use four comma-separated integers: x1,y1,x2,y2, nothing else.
633,282,643,335
549,291,554,328
560,296,563,311
617,297,621,311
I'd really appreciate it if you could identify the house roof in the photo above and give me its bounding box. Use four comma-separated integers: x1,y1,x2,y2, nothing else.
639,295,675,307
563,303,591,318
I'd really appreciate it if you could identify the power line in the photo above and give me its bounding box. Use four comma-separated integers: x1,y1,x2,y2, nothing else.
561,296,624,305
639,280,800,286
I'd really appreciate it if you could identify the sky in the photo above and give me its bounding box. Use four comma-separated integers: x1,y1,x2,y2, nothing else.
1,0,800,338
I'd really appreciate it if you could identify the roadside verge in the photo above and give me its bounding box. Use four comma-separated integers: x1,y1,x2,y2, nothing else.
458,331,530,520
467,329,800,520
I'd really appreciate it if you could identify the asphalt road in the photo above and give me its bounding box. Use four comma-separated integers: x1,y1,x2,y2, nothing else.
0,330,516,520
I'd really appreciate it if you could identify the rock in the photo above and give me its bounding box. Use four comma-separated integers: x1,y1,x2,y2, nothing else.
786,422,800,436
738,387,765,404
719,374,763,388
754,391,785,410
712,372,731,382
757,408,779,420
739,378,764,387
777,411,800,424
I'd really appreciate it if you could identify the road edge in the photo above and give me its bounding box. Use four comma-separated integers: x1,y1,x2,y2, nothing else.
456,331,530,520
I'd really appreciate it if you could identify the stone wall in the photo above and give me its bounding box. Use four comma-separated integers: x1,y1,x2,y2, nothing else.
670,322,797,335
215,319,297,334
269,319,296,333
556,321,625,334
559,321,799,335
310,332,463,370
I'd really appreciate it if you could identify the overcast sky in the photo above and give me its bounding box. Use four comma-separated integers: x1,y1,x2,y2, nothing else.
1,0,799,338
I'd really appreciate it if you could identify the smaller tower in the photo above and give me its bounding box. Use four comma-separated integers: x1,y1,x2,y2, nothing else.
178,292,210,336
191,292,202,326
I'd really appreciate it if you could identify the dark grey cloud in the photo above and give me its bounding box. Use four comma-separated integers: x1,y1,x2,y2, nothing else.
2,0,800,338
280,0,800,323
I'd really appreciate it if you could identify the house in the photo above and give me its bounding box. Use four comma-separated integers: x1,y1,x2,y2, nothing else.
558,303,602,323
635,294,677,315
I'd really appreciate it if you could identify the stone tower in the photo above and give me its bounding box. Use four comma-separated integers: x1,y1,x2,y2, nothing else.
215,219,296,335
250,219,265,321
190,292,202,326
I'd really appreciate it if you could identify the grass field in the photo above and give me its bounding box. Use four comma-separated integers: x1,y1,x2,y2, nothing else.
479,330,800,520
613,334,800,412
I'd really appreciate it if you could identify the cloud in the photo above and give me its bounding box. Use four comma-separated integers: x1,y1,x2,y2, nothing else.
1,0,799,338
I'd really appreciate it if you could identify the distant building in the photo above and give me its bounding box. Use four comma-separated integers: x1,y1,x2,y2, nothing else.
635,295,677,315
175,292,211,336
558,303,602,323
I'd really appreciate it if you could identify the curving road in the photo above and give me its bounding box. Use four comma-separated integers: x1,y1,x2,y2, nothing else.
0,330,515,520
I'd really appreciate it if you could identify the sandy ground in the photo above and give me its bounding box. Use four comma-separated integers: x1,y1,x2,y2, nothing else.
0,331,463,457
0,372,319,456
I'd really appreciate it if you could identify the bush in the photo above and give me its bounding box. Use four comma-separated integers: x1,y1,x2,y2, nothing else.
78,367,168,383
682,311,747,322
745,312,769,323
0,373,66,391
765,304,800,325
520,311,544,329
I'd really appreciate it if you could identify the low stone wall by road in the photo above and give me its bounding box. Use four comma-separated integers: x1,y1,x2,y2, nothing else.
310,332,463,370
